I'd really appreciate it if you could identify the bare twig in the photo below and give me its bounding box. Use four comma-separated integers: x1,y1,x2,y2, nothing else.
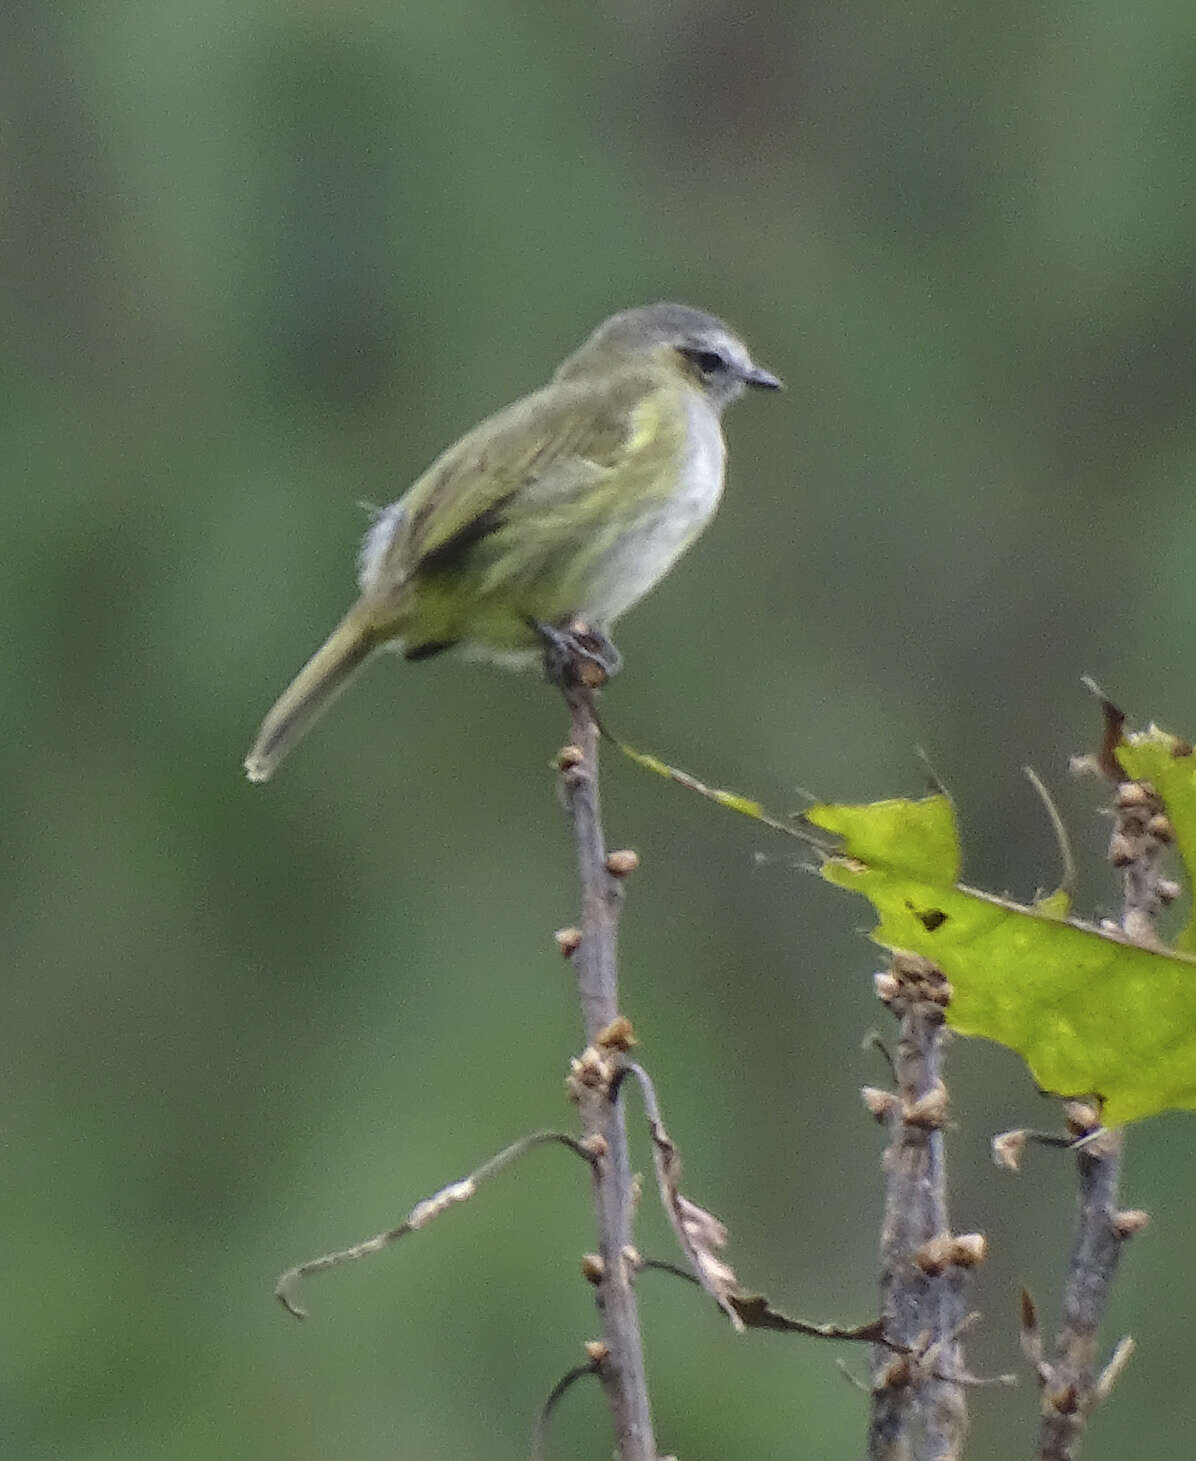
642,1255,887,1341
530,1357,601,1461
1023,765,1077,902
556,682,657,1461
863,1029,899,1081
1034,694,1154,1460
992,1129,1090,1172
603,730,833,847
1033,1113,1133,1460
274,1129,593,1318
868,954,977,1461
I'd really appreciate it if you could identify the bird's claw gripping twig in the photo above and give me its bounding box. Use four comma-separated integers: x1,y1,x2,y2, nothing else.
531,618,622,691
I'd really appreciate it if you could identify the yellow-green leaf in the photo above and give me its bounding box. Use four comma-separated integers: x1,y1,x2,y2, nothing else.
803,795,960,884
808,794,1196,1125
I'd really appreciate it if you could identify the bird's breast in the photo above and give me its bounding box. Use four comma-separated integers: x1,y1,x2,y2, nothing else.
579,394,726,625
677,392,728,523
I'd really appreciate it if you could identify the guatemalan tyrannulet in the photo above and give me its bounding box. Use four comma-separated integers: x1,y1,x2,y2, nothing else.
244,303,780,782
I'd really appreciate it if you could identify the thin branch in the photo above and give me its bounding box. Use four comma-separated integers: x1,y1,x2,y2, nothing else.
530,1359,600,1461
641,1256,888,1348
992,1126,1116,1174
868,954,976,1461
839,1357,872,1393
1034,1115,1132,1461
642,1262,1007,1381
639,1256,698,1286
862,1029,899,1082
274,1129,592,1318
1034,698,1154,1460
601,728,834,848
1023,765,1077,901
556,678,657,1461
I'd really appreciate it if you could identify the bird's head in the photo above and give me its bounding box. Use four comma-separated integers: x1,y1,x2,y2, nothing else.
557,302,782,411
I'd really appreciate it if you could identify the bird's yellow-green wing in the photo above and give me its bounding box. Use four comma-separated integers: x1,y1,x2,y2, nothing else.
368,367,688,588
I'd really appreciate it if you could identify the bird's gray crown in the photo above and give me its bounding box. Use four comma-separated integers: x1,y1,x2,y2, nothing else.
556,302,780,409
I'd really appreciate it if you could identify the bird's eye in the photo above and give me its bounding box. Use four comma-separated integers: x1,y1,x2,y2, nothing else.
683,347,727,376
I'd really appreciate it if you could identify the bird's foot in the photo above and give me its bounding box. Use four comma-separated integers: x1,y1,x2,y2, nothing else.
530,618,622,691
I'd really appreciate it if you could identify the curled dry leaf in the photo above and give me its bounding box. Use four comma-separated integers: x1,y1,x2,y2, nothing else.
628,1062,885,1343
1079,676,1126,782
624,1061,746,1332
645,1112,744,1332
727,1293,884,1341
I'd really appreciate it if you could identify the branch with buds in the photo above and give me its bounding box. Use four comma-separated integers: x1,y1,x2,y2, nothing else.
865,953,990,1460
1014,688,1160,1461
554,677,658,1461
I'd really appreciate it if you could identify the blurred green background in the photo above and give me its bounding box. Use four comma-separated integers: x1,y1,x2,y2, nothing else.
8,2,1196,1457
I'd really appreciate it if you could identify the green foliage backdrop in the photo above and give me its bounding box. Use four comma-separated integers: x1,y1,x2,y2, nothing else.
8,3,1196,1457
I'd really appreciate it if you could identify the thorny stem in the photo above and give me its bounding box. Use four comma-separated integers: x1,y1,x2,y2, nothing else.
1035,775,1161,1460
869,955,972,1461
557,686,657,1461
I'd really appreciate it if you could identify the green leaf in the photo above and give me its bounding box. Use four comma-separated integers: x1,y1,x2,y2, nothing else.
803,795,959,884
808,794,1196,1125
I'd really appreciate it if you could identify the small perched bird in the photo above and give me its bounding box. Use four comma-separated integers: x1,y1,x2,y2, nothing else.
244,302,780,782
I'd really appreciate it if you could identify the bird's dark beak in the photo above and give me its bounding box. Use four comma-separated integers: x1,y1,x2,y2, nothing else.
744,364,783,391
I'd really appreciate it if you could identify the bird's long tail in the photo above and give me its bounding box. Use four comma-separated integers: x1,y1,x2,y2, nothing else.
244,609,381,782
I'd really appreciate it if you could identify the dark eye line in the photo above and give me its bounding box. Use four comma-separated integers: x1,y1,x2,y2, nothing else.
681,346,727,376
